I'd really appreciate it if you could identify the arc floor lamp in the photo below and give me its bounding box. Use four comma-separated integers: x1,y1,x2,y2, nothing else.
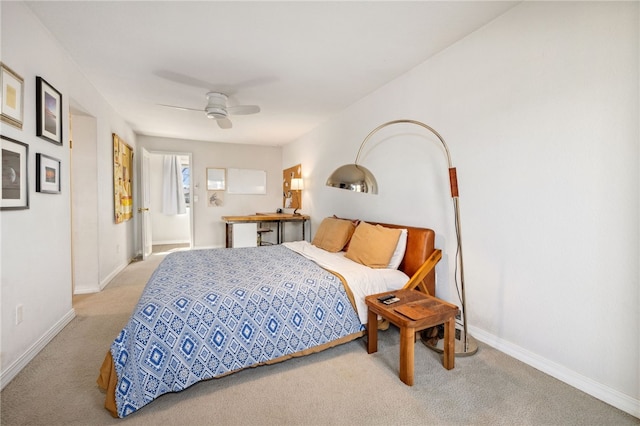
326,119,477,356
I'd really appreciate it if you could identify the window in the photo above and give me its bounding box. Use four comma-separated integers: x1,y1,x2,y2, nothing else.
181,165,190,205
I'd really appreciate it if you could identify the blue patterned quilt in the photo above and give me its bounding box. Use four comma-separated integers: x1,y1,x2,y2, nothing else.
110,245,363,417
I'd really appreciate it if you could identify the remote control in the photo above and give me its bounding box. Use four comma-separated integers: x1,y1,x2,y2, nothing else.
377,294,395,302
382,297,400,305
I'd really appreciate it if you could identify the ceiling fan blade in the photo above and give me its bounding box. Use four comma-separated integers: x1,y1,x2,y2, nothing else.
216,118,233,129
228,105,260,115
158,103,202,112
154,70,226,92
155,69,277,93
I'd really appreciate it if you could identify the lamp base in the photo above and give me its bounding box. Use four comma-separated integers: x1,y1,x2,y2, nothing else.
420,327,478,357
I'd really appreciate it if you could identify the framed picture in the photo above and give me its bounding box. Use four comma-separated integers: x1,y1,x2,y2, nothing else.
36,153,61,194
36,76,63,145
207,190,224,207
1,135,29,210
1,63,24,129
207,167,226,190
113,133,133,223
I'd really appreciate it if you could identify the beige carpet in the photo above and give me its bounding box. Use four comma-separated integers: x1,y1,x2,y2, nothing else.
1,248,638,425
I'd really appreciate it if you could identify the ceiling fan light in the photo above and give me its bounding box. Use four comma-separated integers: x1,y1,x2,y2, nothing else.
206,107,227,119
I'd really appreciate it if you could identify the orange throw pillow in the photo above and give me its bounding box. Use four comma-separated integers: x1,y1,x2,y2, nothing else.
345,222,402,268
311,217,356,252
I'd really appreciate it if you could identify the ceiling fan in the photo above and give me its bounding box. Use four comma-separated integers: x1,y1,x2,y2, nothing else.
160,92,260,129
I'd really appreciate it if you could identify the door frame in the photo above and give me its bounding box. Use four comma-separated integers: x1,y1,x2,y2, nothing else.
139,149,194,257
140,147,153,259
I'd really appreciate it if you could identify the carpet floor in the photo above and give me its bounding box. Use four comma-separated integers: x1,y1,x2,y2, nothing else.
1,249,637,425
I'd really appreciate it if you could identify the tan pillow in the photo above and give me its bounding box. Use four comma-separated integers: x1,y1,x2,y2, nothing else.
345,222,402,268
311,217,356,252
332,215,360,251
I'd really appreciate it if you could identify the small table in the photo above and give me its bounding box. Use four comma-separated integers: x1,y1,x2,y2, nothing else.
365,289,459,386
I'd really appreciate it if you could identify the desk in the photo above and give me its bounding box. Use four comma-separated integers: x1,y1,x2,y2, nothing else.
221,213,310,248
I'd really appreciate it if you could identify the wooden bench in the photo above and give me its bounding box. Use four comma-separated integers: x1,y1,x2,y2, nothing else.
365,289,459,386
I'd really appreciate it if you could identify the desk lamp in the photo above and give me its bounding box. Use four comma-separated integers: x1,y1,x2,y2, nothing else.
290,178,304,215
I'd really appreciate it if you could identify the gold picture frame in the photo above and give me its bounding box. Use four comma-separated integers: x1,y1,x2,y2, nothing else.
1,63,24,129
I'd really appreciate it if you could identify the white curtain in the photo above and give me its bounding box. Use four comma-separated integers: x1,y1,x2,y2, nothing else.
162,155,186,215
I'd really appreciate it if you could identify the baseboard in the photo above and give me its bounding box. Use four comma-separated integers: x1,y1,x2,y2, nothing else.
98,260,129,291
72,260,129,294
0,308,76,390
152,239,190,245
469,326,640,419
73,285,101,295
73,281,101,294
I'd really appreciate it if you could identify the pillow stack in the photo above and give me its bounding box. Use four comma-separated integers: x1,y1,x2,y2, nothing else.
312,217,407,269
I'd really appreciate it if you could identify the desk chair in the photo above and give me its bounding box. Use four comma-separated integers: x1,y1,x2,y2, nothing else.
257,227,273,246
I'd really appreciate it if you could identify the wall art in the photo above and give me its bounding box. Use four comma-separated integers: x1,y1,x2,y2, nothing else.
207,190,224,207
1,63,24,129
36,76,63,145
1,135,29,210
36,153,61,194
113,133,133,223
207,167,226,191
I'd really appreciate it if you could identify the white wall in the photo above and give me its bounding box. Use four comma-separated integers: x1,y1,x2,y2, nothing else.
1,2,137,385
70,113,99,293
284,2,639,417
137,136,282,249
149,153,191,245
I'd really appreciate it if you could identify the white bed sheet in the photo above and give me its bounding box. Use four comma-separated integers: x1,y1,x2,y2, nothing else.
282,241,409,324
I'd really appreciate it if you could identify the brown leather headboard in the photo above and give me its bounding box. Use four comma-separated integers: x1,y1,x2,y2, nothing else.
367,221,437,296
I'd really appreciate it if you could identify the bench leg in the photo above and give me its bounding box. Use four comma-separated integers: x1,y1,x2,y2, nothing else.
367,309,378,354
399,326,415,386
443,317,455,370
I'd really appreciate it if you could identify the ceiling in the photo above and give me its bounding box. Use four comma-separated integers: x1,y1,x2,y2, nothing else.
25,1,517,146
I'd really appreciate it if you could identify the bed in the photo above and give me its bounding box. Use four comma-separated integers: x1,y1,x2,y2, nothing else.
97,218,440,418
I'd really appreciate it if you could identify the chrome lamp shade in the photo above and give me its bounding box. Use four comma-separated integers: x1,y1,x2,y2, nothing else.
325,164,378,194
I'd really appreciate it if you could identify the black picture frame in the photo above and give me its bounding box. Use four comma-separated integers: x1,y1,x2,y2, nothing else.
36,76,63,145
1,134,29,210
36,153,61,194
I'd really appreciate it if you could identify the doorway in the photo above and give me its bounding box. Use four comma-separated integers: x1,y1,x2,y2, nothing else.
69,108,99,296
144,151,194,255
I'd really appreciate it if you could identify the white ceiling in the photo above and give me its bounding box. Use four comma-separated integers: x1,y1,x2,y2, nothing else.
26,1,517,146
